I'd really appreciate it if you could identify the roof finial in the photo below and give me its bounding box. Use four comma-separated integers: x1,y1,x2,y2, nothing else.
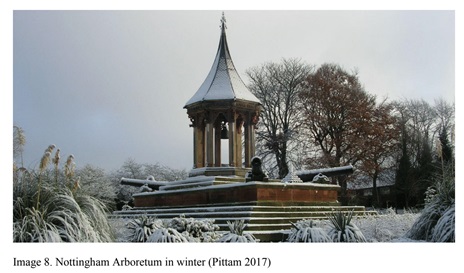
220,12,227,31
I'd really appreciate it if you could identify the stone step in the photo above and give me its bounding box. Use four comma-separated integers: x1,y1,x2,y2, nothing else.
214,216,346,224
111,205,376,242
112,206,375,223
114,210,373,221
217,222,293,232
244,230,291,242
114,205,367,215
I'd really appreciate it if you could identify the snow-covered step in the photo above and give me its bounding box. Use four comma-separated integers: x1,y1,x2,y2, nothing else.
111,204,377,242
114,204,368,214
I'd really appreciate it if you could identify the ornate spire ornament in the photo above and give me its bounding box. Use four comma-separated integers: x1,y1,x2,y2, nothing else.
220,12,227,31
281,163,303,183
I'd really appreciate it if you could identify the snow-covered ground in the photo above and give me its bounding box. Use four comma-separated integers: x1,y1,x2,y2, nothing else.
109,208,420,243
333,208,419,242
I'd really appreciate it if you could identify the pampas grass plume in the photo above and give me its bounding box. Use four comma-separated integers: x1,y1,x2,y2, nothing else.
65,155,75,179
39,151,52,172
53,149,60,166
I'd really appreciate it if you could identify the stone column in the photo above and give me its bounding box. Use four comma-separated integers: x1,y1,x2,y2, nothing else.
195,123,206,168
235,118,243,168
214,123,222,167
228,119,236,167
244,121,251,168
193,125,197,168
206,122,214,167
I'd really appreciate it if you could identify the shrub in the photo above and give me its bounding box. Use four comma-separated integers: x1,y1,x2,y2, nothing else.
76,165,117,210
327,210,366,242
431,204,455,242
287,220,331,242
216,220,259,243
126,215,163,242
125,215,220,243
406,163,455,242
146,228,190,243
168,215,220,242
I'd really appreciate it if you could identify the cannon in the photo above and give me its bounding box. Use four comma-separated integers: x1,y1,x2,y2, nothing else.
295,165,354,182
120,177,169,191
120,164,354,189
246,156,269,182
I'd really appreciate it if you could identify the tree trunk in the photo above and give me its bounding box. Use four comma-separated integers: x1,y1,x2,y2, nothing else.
372,173,379,207
337,175,348,205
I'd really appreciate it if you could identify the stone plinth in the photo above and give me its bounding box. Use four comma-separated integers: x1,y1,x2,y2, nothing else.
188,167,251,178
133,181,340,208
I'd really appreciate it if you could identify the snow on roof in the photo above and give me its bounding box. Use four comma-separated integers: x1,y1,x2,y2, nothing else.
348,169,396,190
184,22,260,107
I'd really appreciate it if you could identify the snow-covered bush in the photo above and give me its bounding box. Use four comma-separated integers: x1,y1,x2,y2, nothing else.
13,146,113,242
406,199,455,242
111,159,188,209
168,215,220,242
431,204,455,242
216,220,259,243
125,215,163,242
124,215,220,242
424,186,437,205
406,200,446,241
406,163,454,242
76,164,117,210
287,220,331,242
147,228,190,243
327,210,366,242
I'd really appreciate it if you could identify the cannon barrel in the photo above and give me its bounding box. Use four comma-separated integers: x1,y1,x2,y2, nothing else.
120,177,169,190
295,165,354,182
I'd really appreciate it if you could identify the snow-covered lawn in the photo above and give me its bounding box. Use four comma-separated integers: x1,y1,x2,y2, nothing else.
334,209,419,242
109,208,420,243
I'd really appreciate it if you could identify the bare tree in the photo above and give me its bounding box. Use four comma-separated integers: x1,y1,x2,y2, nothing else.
403,99,437,166
115,158,145,179
142,163,188,181
358,100,400,206
111,158,188,209
300,63,378,204
434,98,454,131
433,98,455,155
246,58,314,178
76,164,117,210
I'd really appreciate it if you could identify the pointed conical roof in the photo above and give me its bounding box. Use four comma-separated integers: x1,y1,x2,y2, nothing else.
184,15,260,108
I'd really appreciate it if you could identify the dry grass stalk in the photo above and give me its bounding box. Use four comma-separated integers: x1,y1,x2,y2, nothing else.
65,155,75,181
37,145,55,209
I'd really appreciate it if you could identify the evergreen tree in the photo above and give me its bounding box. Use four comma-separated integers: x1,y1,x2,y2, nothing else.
438,126,453,164
395,134,413,208
416,137,435,205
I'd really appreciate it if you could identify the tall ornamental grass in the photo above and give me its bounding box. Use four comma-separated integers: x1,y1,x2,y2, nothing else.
13,146,114,242
406,147,455,242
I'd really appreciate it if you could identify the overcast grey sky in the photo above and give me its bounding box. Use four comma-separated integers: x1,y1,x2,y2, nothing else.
13,10,455,172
